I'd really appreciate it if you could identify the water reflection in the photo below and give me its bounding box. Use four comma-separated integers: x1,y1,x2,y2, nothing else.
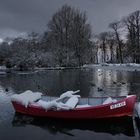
0,69,140,97
0,69,140,140
12,113,135,137
0,70,91,96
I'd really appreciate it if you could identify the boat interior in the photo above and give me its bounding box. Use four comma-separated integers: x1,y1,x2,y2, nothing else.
41,96,126,107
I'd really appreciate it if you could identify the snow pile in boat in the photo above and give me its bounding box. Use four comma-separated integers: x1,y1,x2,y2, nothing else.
64,95,79,108
11,90,42,107
103,97,117,105
76,104,91,108
60,90,80,98
37,91,80,110
37,96,78,110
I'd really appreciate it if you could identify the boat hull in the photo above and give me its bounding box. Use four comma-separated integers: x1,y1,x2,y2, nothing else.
11,95,136,119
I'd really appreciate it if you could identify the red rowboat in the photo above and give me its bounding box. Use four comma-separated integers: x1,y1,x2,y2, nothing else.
11,95,136,119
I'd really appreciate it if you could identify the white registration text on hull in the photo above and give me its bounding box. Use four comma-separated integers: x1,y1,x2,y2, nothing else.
110,101,126,109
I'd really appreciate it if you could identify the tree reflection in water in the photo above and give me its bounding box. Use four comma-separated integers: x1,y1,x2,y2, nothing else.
12,112,136,137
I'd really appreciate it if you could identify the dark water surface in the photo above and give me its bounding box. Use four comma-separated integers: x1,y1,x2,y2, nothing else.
0,68,140,140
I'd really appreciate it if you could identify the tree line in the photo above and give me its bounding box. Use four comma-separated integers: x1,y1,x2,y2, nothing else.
98,10,140,64
0,5,140,70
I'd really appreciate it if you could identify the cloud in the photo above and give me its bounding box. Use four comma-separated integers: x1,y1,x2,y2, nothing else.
0,28,27,39
0,0,140,39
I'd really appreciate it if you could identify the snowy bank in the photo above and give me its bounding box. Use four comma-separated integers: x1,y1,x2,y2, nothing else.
0,66,7,75
0,66,7,70
35,66,81,71
83,63,140,71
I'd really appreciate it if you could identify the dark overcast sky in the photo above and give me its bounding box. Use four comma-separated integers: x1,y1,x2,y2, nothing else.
0,0,140,39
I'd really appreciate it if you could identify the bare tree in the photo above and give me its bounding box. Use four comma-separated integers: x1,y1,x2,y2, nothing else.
106,32,116,63
47,4,92,66
123,10,140,63
70,10,91,65
97,31,116,63
109,21,123,63
48,5,74,66
0,42,12,65
98,32,108,63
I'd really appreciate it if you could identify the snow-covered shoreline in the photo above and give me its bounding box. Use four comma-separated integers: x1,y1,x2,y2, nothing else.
83,63,140,71
0,65,82,75
0,63,140,74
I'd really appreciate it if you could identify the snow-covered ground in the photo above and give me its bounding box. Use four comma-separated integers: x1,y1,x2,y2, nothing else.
0,66,7,75
1,64,140,72
83,63,140,71
0,66,6,70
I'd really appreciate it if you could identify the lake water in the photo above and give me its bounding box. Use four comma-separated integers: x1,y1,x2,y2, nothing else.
0,68,140,140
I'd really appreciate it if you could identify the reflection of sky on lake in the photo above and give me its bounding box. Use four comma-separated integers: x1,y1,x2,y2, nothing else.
0,69,140,97
0,69,140,140
89,69,136,97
